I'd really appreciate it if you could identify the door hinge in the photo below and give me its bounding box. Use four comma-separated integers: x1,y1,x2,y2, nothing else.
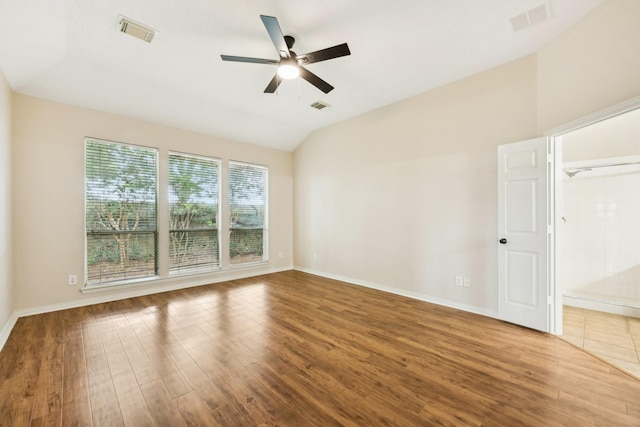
547,225,553,234
547,153,553,163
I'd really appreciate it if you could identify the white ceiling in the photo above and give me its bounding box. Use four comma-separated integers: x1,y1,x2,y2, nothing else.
0,0,605,151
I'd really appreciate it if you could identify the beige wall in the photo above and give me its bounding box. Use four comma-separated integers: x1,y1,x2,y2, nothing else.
7,0,640,318
0,66,12,329
293,0,640,314
537,0,640,133
11,95,293,310
563,107,640,163
294,56,538,313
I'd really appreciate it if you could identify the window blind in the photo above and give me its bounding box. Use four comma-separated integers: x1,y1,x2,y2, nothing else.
85,138,158,284
168,152,221,273
228,161,268,265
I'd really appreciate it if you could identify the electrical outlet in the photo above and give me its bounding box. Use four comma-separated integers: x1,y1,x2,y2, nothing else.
278,251,284,258
455,276,463,287
463,277,470,288
68,274,78,285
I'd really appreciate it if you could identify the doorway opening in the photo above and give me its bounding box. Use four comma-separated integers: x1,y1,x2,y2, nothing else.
551,101,640,379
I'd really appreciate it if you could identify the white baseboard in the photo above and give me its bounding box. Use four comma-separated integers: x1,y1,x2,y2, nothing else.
294,266,498,319
2,265,499,352
0,265,292,352
0,311,18,352
564,295,640,318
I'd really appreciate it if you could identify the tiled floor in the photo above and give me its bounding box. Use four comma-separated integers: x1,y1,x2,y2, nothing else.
562,305,640,380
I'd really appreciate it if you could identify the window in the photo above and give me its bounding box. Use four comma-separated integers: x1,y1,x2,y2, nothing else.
85,138,158,284
228,161,268,265
85,140,269,286
169,152,220,273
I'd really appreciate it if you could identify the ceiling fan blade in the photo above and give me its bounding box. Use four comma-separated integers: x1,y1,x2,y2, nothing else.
299,67,334,94
298,43,351,65
264,74,282,93
260,15,291,58
220,55,278,65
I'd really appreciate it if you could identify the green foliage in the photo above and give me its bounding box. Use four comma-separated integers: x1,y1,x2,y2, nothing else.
86,142,157,203
85,140,158,281
229,164,264,204
169,155,217,200
228,163,266,264
230,229,264,258
87,237,119,264
86,143,268,281
86,141,157,232
229,205,264,228
168,153,219,269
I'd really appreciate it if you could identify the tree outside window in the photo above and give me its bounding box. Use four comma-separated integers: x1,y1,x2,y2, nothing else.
168,152,220,273
85,139,158,284
228,161,268,265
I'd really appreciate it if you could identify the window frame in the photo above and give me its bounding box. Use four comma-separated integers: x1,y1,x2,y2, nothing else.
82,139,274,291
228,160,269,267
84,137,159,286
168,151,222,275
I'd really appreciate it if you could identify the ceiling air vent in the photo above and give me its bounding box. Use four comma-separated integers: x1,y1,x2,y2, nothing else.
117,15,156,43
510,4,548,32
311,101,330,110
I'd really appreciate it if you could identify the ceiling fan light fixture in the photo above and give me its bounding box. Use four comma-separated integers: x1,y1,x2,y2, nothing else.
222,15,350,93
277,58,300,79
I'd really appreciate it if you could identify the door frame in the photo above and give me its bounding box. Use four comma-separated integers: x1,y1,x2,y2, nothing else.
545,95,640,335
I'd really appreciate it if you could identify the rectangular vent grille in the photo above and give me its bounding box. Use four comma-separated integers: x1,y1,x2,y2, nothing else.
510,4,548,32
118,16,156,43
311,101,329,110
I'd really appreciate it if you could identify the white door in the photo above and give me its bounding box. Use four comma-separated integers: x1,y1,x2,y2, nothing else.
498,137,551,332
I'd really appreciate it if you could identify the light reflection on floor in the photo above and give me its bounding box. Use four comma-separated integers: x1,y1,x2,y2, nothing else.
562,305,640,380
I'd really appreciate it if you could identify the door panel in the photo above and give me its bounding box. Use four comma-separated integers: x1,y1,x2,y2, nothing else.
498,137,549,332
505,250,538,307
505,180,537,233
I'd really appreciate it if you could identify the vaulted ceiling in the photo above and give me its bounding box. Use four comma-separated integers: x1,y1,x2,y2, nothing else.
0,0,605,151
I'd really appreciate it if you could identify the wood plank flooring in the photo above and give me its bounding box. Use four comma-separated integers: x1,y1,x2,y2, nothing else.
1,270,639,426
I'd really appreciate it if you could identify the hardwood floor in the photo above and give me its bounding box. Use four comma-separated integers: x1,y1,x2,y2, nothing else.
1,270,639,426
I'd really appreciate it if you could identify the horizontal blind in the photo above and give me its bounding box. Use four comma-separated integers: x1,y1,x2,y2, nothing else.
228,161,268,265
85,138,158,284
169,152,221,273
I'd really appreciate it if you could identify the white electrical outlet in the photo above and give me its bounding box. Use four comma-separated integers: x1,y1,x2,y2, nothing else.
278,251,284,258
463,277,471,288
455,276,463,287
68,274,78,285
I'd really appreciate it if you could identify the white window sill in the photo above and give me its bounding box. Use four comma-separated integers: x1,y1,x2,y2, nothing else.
81,262,270,294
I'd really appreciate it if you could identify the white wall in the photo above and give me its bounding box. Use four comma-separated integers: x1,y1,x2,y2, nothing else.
11,94,293,310
562,107,640,307
293,0,640,315
0,66,12,334
563,162,640,305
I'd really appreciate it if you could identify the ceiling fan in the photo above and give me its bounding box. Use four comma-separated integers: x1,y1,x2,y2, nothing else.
221,15,351,94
